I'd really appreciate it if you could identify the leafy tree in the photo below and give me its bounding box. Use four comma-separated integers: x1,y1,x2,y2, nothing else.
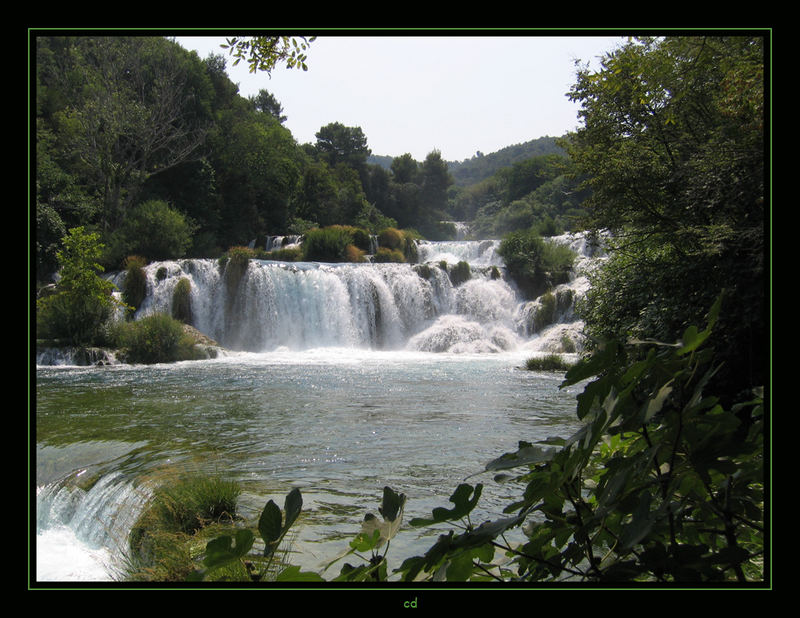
566,36,766,397
419,150,453,215
498,229,576,299
36,227,124,345
390,153,419,184
42,37,211,231
250,89,287,123
210,106,304,242
105,199,197,267
314,122,371,171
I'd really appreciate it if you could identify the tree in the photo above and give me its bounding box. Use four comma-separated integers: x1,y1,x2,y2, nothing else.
314,122,371,171
566,36,766,397
36,227,123,345
390,153,419,184
105,199,197,265
250,89,287,123
44,37,211,231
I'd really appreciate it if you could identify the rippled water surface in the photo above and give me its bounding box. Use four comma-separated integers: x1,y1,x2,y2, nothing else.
35,349,584,580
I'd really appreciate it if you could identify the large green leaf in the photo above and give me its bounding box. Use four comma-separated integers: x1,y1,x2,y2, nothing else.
410,483,482,526
283,487,303,532
484,443,557,473
258,499,282,552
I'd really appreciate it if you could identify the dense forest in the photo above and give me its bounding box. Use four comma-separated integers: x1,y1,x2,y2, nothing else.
34,35,589,283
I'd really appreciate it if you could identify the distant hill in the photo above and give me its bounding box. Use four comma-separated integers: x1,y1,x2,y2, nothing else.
367,135,566,187
446,136,566,187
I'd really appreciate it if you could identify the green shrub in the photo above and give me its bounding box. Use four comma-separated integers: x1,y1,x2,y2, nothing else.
377,227,404,250
115,313,199,364
373,247,405,263
524,354,572,371
223,246,255,295
265,246,303,262
171,278,192,324
35,227,121,345
302,226,354,262
122,256,148,317
448,261,472,286
345,244,367,263
104,199,196,268
498,229,575,299
126,473,243,582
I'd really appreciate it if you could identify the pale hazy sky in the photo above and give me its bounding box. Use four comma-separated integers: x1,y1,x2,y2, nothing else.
175,34,625,162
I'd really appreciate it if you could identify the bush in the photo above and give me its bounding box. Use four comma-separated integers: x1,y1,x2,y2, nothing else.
36,227,121,345
498,229,575,299
114,313,199,364
171,278,192,323
373,247,405,263
265,246,303,262
377,227,404,250
302,227,352,262
525,354,572,371
377,227,419,262
105,199,197,268
302,226,372,262
345,244,367,263
447,260,472,286
223,246,255,295
122,256,148,317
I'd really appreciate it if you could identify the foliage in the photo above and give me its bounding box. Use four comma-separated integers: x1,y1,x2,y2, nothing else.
222,246,255,296
498,230,576,299
525,354,572,372
566,36,765,395
105,200,197,268
113,312,200,364
126,473,243,581
377,227,418,262
447,261,472,286
391,297,764,584
171,277,192,323
372,247,405,263
302,226,365,262
36,227,123,345
221,36,314,74
188,487,322,583
121,256,148,317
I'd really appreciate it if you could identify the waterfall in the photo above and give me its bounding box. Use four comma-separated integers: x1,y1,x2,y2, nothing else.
127,232,605,357
36,470,151,581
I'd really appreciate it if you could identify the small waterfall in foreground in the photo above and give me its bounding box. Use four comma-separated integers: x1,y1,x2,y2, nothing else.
36,470,151,581
127,231,604,357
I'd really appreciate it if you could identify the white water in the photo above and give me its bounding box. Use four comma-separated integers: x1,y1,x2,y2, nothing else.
35,232,605,583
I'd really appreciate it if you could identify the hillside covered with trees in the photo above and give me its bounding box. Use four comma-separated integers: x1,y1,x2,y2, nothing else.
34,35,592,284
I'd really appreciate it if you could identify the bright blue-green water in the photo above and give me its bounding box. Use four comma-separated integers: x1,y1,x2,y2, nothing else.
35,349,583,582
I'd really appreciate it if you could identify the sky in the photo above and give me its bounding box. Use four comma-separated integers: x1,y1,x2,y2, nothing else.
174,35,625,163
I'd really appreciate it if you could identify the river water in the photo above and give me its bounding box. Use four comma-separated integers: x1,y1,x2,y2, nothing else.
33,233,602,583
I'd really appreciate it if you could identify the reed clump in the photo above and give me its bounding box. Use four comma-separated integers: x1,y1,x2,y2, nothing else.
124,473,243,582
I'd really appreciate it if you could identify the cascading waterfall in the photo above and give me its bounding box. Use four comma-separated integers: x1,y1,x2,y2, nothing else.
36,470,151,581
126,231,604,356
